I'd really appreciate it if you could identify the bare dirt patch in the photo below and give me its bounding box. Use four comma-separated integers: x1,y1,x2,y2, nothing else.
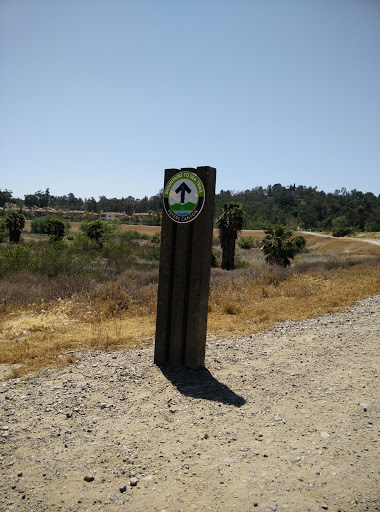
1,296,379,511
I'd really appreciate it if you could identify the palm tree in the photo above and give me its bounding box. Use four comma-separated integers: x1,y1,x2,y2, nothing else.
5,212,25,243
261,225,299,267
218,202,245,270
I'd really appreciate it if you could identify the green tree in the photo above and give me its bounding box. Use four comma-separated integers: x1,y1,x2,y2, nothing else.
0,218,6,243
31,215,70,235
261,225,299,267
34,189,50,207
85,197,98,213
31,216,51,234
80,220,109,248
292,235,307,253
218,202,245,270
24,194,38,208
46,218,66,241
0,189,13,208
6,212,25,243
331,216,351,237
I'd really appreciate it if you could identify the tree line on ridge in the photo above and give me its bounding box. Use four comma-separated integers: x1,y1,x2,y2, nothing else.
1,183,379,232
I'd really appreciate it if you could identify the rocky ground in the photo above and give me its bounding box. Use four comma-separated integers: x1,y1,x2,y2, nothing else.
1,296,379,512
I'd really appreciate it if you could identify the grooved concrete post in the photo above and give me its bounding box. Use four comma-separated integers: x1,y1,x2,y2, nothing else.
154,166,216,369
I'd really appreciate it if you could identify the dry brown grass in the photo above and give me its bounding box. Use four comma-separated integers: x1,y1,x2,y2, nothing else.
0,303,156,378
301,234,380,256
351,232,380,240
0,273,97,307
1,233,380,379
208,261,380,336
0,277,157,378
66,222,161,235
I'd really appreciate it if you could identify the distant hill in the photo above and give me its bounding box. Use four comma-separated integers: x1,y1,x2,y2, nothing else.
214,184,380,231
171,202,196,211
3,184,380,232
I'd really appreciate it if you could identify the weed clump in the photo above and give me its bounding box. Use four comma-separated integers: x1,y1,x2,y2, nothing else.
237,235,256,249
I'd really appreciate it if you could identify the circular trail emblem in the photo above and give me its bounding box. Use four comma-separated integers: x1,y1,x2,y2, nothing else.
163,171,205,223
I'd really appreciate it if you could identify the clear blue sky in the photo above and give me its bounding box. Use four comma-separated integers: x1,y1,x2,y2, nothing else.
1,0,379,201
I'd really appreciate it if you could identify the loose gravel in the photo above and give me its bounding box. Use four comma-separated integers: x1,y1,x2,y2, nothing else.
1,296,379,512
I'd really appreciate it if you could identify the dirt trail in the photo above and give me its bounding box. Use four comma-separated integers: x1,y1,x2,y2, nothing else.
1,296,379,512
299,231,380,247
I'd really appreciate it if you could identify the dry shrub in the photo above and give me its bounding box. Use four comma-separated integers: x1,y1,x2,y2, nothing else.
67,269,159,321
0,272,97,309
223,303,241,315
294,254,366,274
354,232,380,240
261,271,282,287
87,283,133,318
117,268,158,299
207,261,380,337
302,234,380,257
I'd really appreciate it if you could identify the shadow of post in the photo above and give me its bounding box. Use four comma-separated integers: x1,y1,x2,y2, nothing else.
159,365,246,408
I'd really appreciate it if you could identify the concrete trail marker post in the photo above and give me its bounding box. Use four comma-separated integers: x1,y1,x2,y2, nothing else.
154,166,216,369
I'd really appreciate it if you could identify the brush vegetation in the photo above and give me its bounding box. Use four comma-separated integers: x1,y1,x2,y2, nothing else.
0,227,380,379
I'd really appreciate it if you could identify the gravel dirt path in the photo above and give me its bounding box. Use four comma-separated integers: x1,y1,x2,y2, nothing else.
299,232,380,247
1,296,379,512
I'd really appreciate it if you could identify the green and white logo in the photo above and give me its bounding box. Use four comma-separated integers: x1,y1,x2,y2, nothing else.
163,171,205,223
